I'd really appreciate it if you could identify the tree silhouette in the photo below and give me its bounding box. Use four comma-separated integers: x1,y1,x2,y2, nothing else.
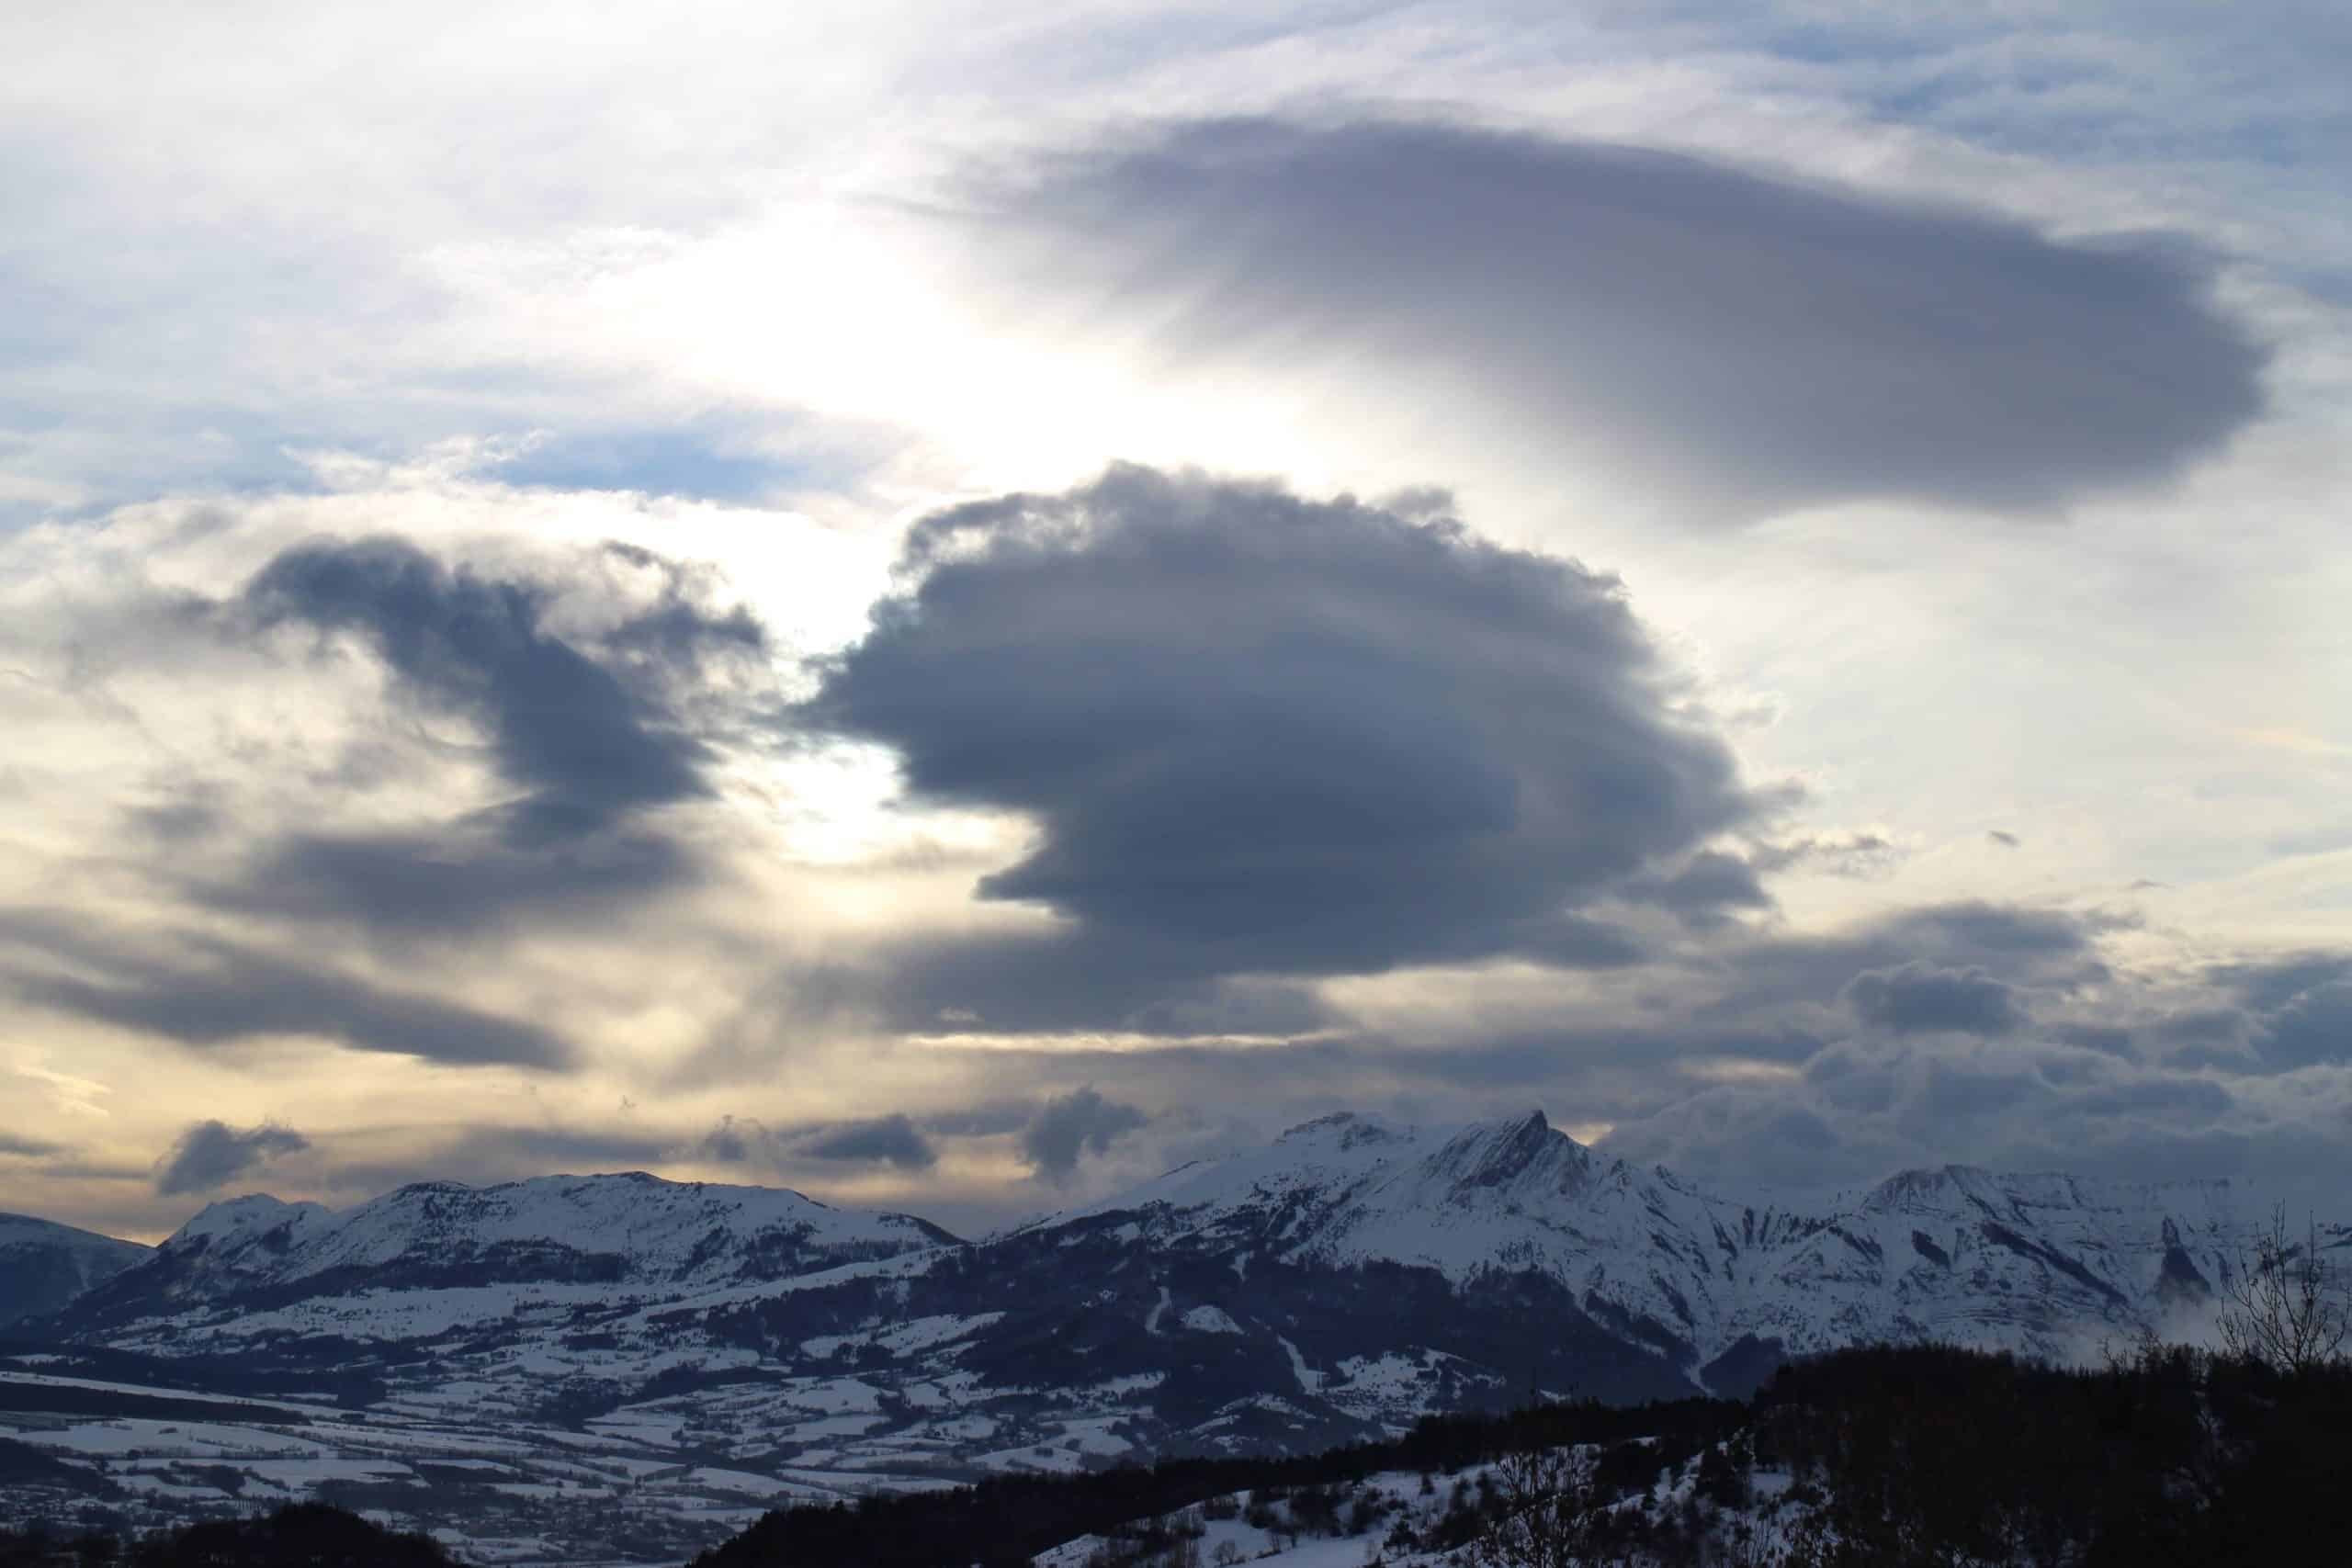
2219,1205,2350,1374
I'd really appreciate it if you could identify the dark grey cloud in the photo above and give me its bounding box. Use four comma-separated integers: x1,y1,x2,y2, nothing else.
2217,952,2352,1014
1747,831,1902,878
1714,901,2109,1021
849,907,2351,1205
1601,1032,2340,1196
0,911,571,1068
2058,1022,2141,1059
693,1116,761,1166
232,829,695,937
1843,962,2028,1035
154,1120,309,1196
215,536,764,933
244,536,727,840
2145,953,2352,1073
2245,974,2352,1070
978,118,2267,518
1630,850,1774,930
1186,906,2117,1122
0,1131,62,1158
803,466,1765,1028
1987,829,2021,848
1021,1087,1148,1180
800,1114,939,1170
691,1113,940,1173
810,899,2149,1189
917,1102,1042,1139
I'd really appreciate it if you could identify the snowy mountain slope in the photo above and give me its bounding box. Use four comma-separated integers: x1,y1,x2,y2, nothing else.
62,1171,958,1335
2,1111,2333,1562
0,1213,148,1327
1038,1110,2248,1374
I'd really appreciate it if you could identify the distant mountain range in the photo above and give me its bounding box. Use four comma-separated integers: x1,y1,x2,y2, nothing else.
0,1212,147,1327
60,1171,955,1333
2,1109,2340,1562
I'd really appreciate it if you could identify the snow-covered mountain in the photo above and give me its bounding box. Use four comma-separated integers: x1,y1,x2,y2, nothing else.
1,1111,2332,1563
0,1213,148,1327
64,1171,959,1333
1048,1110,2247,1379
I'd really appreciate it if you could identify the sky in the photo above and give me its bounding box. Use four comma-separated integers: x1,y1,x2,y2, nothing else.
5,1,2351,1242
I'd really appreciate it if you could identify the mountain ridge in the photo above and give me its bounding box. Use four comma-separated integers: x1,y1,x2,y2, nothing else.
3,1109,2339,1564
23,1110,2287,1360
0,1211,150,1327
61,1168,959,1334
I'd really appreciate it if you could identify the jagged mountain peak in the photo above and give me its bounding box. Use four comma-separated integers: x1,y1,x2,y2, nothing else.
1861,1164,2005,1213
1422,1108,1590,1193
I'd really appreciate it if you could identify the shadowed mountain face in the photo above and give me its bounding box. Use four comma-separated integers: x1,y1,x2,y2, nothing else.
3,1114,2338,1561
0,1213,148,1327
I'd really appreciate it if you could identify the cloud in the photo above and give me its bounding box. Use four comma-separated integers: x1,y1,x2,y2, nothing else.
0,913,572,1068
694,1116,761,1166
1987,829,2022,848
1020,1087,1148,1180
1714,901,2110,1021
2137,953,2352,1073
2208,956,2352,1070
209,535,766,934
2254,978,2352,1068
0,1132,62,1159
318,1123,684,1198
154,1120,310,1196
691,1113,940,1173
977,118,2267,519
243,536,729,840
799,1114,939,1169
803,465,1765,1027
1747,831,1903,878
1629,850,1775,930
1843,962,2029,1035
1600,1032,2346,1197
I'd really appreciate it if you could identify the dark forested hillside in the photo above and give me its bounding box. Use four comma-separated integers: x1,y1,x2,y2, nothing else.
1751,1344,2352,1566
694,1343,2352,1568
12,1347,2347,1567
0,1504,461,1567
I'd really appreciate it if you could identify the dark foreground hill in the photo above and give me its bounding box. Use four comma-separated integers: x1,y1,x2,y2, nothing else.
0,1503,460,1568
692,1343,2352,1568
11,1346,2349,1565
